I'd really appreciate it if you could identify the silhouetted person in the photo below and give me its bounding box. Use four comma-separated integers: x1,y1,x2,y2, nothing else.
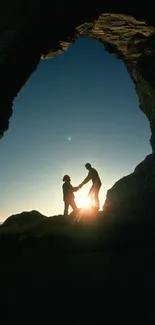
62,175,80,216
79,163,102,210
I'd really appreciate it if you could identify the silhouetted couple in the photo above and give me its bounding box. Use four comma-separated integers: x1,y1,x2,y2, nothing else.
62,163,102,216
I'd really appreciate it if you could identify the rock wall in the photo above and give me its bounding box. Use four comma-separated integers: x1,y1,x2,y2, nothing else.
103,154,155,221
0,2,155,139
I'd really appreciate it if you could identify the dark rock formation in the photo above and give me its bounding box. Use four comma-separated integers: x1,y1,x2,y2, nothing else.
0,209,104,239
103,154,155,221
1,210,155,323
0,2,155,142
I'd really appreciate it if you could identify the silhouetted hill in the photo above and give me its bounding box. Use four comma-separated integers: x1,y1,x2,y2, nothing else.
3,210,45,226
0,209,109,251
1,209,155,323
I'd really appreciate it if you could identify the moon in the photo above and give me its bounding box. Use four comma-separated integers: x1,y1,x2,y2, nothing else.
67,137,71,141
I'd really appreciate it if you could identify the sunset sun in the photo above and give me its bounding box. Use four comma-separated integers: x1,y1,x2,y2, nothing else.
75,192,92,209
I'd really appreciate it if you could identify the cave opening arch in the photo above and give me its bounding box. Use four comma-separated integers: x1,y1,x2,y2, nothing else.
0,35,152,219
1,6,155,218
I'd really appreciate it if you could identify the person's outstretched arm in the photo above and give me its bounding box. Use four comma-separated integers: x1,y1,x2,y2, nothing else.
72,185,80,192
79,172,91,188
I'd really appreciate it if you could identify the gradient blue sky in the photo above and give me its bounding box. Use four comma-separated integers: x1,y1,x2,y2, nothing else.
0,38,151,221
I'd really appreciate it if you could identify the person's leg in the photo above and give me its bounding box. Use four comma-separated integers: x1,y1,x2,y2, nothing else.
64,201,69,215
94,186,100,210
88,186,94,208
70,199,78,213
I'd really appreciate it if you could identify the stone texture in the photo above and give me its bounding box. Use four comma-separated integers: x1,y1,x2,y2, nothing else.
0,2,155,138
103,154,155,220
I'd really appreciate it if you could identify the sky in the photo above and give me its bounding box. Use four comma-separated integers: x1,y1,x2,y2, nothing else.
0,37,151,221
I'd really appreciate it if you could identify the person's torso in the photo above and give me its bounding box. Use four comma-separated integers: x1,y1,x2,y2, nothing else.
62,182,75,200
89,168,102,186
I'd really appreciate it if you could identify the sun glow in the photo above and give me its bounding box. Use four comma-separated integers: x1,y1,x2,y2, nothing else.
75,191,92,209
74,185,106,212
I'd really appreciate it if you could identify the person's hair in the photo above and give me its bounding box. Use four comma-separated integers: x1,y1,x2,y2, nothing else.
85,163,91,169
62,175,70,182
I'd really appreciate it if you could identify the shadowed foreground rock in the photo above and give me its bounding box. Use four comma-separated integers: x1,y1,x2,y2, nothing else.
1,209,155,323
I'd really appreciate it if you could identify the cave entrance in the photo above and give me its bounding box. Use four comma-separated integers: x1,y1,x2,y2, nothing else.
1,37,151,220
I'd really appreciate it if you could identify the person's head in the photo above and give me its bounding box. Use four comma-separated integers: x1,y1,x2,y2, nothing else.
85,163,92,171
62,174,71,182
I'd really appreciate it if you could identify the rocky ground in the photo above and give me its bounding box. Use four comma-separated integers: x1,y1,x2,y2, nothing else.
1,208,155,323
